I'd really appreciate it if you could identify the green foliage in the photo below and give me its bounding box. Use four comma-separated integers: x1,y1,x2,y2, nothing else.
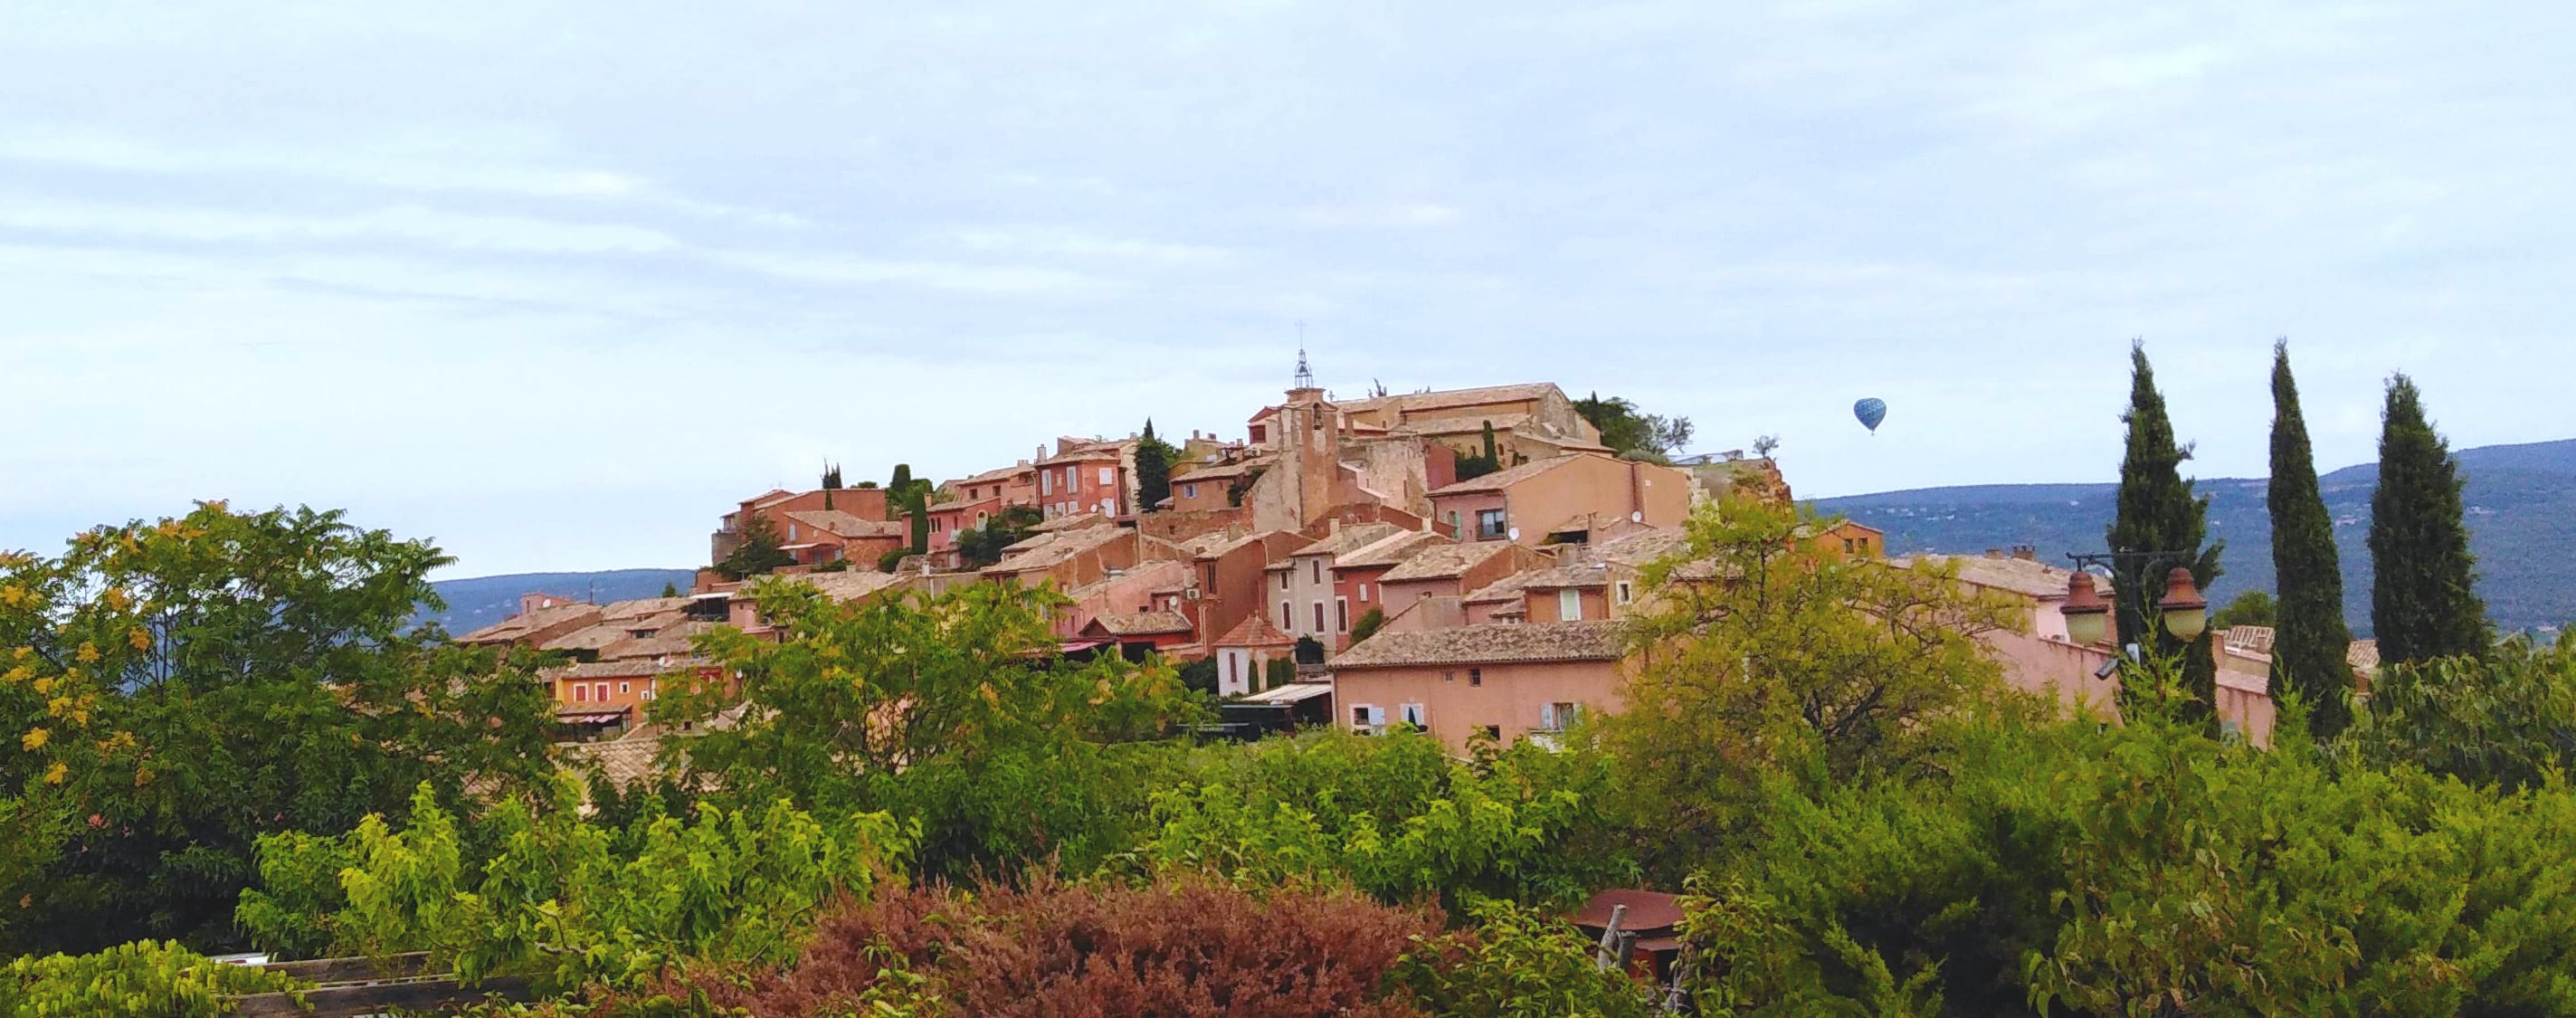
1455,422,1504,481
1675,658,2576,1016
1133,420,1177,513
2343,632,2576,792
1389,899,1662,1018
1175,657,1219,696
1611,499,2020,876
1263,654,1297,691
2105,340,2224,728
1574,393,1695,461
885,465,933,556
1117,730,1631,911
1351,606,1388,645
717,510,796,581
1227,466,1266,508
235,780,910,994
0,503,556,953
0,939,309,1018
656,582,1199,879
659,581,681,599
953,506,1041,570
2372,373,2491,665
2268,341,2355,737
2209,589,2276,631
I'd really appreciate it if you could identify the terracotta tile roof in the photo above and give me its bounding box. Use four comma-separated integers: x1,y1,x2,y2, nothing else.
456,601,602,645
1339,530,1446,569
1594,528,1688,566
559,732,662,789
540,622,632,653
541,657,705,680
600,619,716,661
1463,571,1542,604
2224,625,2277,654
1340,383,1565,417
745,570,913,605
1293,522,1406,561
959,462,1032,486
1428,453,1588,496
1031,512,1110,533
1890,554,2110,600
985,525,1125,576
1381,541,1514,583
1518,562,1613,590
1173,456,1272,482
1331,620,1628,669
600,596,688,623
784,509,905,539
1037,442,1125,466
1088,610,1195,636
1213,613,1297,649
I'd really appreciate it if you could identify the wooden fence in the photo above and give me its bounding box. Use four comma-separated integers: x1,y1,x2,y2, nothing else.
224,952,534,1018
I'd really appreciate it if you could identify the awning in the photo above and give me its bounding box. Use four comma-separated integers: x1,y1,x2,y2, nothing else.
1240,681,1335,705
555,710,628,724
1058,638,1113,652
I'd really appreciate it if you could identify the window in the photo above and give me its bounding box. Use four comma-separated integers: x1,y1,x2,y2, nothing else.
1351,704,1386,736
1313,601,1326,633
1359,583,1371,604
1250,424,1267,443
1442,671,1455,682
787,522,799,540
1559,588,1583,622
1099,467,1114,485
1336,597,1349,632
619,681,631,694
1469,668,1483,687
1311,559,1323,584
1477,509,1508,540
1279,571,1289,591
574,683,587,702
1183,483,1198,499
1280,602,1293,630
595,682,611,702
1398,703,1427,728
1843,538,1856,553
1541,702,1581,731
1041,471,1052,496
1447,510,1461,534
1615,581,1633,605
1482,724,1502,741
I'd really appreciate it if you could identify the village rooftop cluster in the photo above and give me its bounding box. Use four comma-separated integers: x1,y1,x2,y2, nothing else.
460,364,2336,766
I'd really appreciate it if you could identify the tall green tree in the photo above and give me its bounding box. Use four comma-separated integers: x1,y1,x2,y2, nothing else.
2105,341,2223,727
1454,421,1503,480
885,464,932,559
2370,374,2489,664
0,504,556,953
1134,420,1177,513
2267,341,2355,736
717,509,794,580
1574,392,1695,461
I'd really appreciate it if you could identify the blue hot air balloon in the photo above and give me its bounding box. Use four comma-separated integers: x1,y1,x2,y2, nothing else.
1853,397,1887,433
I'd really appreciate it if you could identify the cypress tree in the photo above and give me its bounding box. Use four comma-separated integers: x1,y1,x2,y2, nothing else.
2267,340,2354,736
2105,340,2224,725
2369,374,2489,664
1135,419,1174,512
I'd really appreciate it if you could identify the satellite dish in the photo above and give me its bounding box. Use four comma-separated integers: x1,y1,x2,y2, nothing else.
1853,397,1887,433
1507,527,1521,541
1630,511,1642,523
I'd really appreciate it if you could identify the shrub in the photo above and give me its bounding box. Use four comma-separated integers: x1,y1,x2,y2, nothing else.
0,939,308,1017
620,877,1442,1017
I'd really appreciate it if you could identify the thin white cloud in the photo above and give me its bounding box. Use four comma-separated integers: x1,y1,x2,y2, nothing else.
0,199,683,254
1293,203,1464,229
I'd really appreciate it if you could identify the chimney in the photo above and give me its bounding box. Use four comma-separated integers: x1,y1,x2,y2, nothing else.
2011,545,2037,561
1983,548,2004,558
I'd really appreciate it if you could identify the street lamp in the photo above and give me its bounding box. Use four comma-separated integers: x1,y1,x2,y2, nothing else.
2058,553,2208,645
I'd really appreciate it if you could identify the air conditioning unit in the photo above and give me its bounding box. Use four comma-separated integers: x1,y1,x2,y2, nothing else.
1184,589,1202,601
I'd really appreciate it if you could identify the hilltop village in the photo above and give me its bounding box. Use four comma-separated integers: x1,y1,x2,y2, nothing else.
461,366,2319,768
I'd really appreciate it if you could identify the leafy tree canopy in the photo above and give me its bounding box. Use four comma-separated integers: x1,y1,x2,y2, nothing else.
1575,393,1695,461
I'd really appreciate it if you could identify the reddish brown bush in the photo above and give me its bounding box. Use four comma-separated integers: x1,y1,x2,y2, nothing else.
623,877,1445,1017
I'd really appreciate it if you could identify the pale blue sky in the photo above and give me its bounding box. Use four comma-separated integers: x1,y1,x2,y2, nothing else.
4,3,2571,576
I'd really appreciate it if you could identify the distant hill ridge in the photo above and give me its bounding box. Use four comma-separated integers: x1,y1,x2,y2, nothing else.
1813,438,2576,635
422,568,698,635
